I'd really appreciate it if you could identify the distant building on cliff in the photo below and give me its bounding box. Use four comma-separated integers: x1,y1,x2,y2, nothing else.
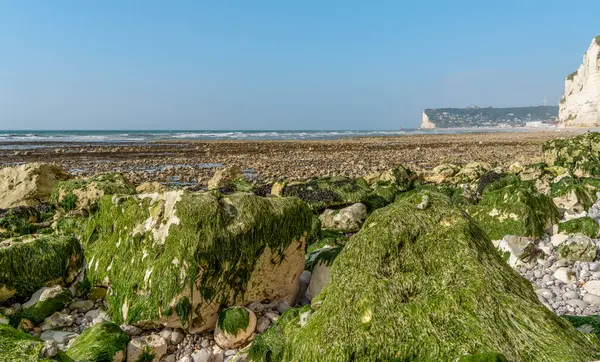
420,106,558,129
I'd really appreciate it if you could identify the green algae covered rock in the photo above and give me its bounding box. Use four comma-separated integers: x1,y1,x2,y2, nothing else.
0,323,73,362
282,176,371,210
50,172,136,212
0,206,54,240
559,217,600,237
466,176,559,240
20,286,72,325
250,191,600,361
458,353,508,362
0,235,83,302
550,176,600,212
557,233,597,262
364,166,414,190
82,191,313,332
66,322,129,362
543,132,600,177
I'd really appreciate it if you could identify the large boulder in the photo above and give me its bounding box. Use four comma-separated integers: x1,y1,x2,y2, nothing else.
51,172,136,212
249,191,600,361
0,163,70,209
0,235,83,302
82,191,313,333
543,133,600,177
0,323,73,361
20,286,72,325
66,322,129,362
550,176,600,213
466,176,559,240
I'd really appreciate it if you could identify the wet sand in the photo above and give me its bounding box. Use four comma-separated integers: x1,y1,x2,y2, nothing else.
0,130,585,185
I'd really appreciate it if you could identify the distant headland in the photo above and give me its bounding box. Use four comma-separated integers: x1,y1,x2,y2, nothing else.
421,106,558,129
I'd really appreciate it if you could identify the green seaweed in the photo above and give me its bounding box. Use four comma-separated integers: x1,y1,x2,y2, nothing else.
66,322,129,362
304,246,344,272
20,288,72,325
559,217,600,237
283,176,371,210
563,315,600,340
551,176,598,211
467,176,559,239
543,133,600,177
249,191,600,361
0,323,73,362
217,307,250,335
458,352,508,362
0,235,83,302
82,191,313,326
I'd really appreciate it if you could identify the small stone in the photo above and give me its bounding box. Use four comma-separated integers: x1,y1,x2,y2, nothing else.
127,334,168,362
68,300,94,313
200,338,211,348
590,262,600,272
42,340,58,358
535,289,555,301
191,349,213,362
164,355,177,362
171,330,185,345
584,294,600,306
533,270,544,279
563,291,579,299
264,312,280,323
255,317,271,334
553,267,575,284
120,324,143,337
178,356,194,362
567,299,589,309
276,301,292,314
160,328,173,343
41,312,75,331
88,287,107,301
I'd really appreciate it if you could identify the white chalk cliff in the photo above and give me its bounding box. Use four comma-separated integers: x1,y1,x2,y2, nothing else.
559,36,600,127
420,111,436,129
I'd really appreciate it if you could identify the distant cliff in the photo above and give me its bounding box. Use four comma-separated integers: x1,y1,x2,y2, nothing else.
421,106,558,129
559,36,600,127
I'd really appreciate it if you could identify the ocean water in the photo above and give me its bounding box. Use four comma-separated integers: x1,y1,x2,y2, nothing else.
0,128,544,143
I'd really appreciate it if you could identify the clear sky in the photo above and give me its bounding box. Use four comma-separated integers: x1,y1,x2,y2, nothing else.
1,1,599,130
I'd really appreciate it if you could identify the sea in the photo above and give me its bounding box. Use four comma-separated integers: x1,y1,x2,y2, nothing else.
0,128,548,144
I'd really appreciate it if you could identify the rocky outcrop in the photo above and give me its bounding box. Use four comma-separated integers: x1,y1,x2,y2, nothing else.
0,235,83,302
51,172,136,212
249,191,600,361
82,191,313,333
0,163,70,209
559,36,600,127
420,111,436,129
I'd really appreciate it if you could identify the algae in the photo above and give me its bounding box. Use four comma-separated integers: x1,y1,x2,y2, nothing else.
282,176,371,210
0,323,73,362
66,322,129,362
217,307,250,335
249,191,600,361
559,217,600,237
542,133,600,177
82,191,312,326
0,235,83,302
20,288,72,325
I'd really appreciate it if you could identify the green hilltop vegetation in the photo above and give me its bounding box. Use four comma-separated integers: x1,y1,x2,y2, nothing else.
424,106,558,128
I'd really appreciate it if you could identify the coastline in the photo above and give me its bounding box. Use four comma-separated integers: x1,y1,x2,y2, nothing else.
0,131,574,185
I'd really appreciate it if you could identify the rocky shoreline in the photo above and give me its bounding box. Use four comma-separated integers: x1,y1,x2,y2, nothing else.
4,131,600,361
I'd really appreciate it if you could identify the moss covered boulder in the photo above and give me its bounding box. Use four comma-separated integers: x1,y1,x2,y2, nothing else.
281,176,371,210
557,233,598,262
250,191,600,361
0,323,73,361
50,172,136,212
214,306,257,349
0,163,70,209
82,191,313,332
0,235,83,302
0,205,54,240
20,286,72,325
550,176,600,212
66,322,129,362
466,176,559,240
543,133,600,177
559,217,600,237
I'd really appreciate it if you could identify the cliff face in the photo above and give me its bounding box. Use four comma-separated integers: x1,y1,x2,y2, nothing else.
421,111,436,129
559,36,600,127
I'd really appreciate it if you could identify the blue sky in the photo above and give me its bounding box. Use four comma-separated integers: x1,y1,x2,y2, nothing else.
0,1,599,130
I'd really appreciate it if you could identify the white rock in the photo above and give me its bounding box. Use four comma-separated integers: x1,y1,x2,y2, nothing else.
191,349,213,362
41,311,75,331
553,267,575,284
584,280,600,296
535,289,555,301
584,294,600,306
551,233,570,247
178,356,194,362
497,235,533,268
171,330,185,345
40,330,78,344
567,299,589,309
307,261,331,300
319,203,368,232
120,324,143,336
127,334,168,362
